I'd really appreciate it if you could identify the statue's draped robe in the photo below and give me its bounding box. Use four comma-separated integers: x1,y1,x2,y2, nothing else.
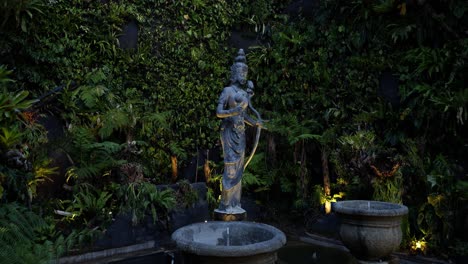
217,85,249,211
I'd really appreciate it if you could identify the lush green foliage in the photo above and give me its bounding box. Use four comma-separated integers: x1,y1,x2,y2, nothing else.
0,203,54,264
244,0,467,255
0,63,55,205
0,0,466,258
116,182,176,225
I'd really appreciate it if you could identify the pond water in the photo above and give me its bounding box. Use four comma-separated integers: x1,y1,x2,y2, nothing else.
277,241,357,264
110,253,171,264
110,240,357,264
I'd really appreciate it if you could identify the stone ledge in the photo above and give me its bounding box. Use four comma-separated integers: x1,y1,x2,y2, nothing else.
58,241,158,264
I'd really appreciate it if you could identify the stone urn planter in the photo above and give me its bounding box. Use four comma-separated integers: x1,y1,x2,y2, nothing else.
171,221,286,264
334,200,408,263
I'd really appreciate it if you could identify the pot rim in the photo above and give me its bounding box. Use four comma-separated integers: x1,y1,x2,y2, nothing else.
171,221,287,257
333,200,408,217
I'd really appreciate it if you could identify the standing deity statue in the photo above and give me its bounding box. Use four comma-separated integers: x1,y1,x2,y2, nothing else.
214,49,263,218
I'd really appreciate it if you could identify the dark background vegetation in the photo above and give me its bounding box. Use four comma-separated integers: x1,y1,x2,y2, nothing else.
0,0,467,262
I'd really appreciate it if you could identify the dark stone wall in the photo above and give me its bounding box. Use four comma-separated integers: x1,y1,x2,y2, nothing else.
378,71,400,109
94,182,210,250
169,182,210,231
118,20,138,50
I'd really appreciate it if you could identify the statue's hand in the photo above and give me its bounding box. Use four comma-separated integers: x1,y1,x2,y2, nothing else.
247,81,254,96
247,80,254,90
228,105,243,115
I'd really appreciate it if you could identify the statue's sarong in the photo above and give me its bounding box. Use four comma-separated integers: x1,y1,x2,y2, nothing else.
219,115,245,209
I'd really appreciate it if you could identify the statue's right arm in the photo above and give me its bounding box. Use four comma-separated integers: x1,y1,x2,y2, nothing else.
216,88,241,118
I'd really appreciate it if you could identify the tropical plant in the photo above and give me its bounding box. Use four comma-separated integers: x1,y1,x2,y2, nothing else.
0,66,52,205
0,89,38,124
371,164,403,203
0,203,54,264
0,127,23,151
0,0,45,32
0,0,465,258
175,180,199,208
415,154,463,254
64,126,126,183
117,182,176,225
63,185,113,227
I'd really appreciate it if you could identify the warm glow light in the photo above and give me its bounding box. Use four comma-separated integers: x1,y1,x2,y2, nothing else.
321,192,344,214
410,238,427,254
325,201,332,214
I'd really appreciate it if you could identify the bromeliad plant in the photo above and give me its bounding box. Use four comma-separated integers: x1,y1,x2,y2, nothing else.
0,66,55,206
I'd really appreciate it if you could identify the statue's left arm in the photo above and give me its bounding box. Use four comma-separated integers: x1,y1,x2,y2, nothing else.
243,85,264,170
243,81,263,128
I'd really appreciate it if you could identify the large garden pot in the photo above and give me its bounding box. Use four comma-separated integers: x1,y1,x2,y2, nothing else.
334,200,408,263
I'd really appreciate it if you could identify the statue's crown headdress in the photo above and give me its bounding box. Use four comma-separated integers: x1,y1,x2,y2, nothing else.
234,49,246,64
230,49,248,83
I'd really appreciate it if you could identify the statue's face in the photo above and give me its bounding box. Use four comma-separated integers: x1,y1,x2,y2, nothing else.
237,67,248,85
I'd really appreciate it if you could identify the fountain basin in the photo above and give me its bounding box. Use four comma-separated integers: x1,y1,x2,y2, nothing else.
171,221,286,264
334,200,408,262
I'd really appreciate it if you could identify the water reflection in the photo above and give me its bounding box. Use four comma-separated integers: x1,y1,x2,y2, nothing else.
278,241,357,264
111,240,357,264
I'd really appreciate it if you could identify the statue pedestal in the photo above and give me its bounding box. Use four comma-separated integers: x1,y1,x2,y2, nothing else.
214,208,247,221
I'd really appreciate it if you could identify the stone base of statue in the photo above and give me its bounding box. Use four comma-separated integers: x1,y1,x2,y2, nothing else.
214,207,247,221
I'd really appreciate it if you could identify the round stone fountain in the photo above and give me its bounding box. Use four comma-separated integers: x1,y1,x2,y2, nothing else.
334,200,408,263
171,221,286,264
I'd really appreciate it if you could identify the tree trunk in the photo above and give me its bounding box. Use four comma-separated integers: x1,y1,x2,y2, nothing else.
321,148,331,214
267,134,277,166
204,150,211,183
300,139,308,199
171,155,178,183
294,141,299,164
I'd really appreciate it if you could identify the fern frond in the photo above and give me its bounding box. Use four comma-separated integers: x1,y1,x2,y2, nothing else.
76,85,109,108
98,108,131,138
69,126,94,150
242,172,265,186
88,141,124,154
140,111,172,135
289,133,322,145
151,188,176,212
387,23,416,43
73,166,101,180
65,131,127,182
372,0,395,13
168,142,187,160
0,203,54,264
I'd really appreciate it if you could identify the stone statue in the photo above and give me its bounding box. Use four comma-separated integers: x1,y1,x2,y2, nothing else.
214,49,263,219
